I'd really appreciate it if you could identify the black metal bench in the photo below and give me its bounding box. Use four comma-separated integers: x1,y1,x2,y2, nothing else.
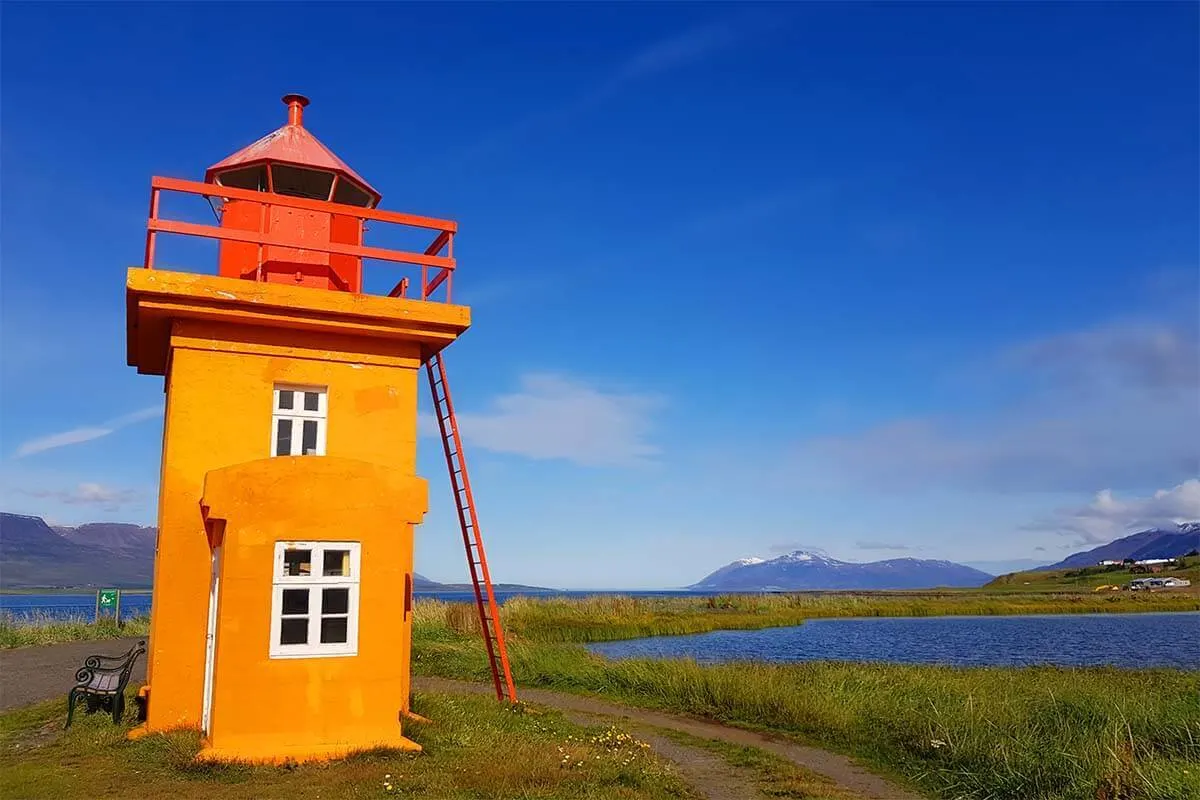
65,639,146,728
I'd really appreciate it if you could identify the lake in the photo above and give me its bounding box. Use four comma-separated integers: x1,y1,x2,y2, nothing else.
0,589,706,622
587,612,1200,670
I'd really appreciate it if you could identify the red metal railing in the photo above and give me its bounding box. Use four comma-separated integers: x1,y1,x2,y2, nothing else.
143,176,457,302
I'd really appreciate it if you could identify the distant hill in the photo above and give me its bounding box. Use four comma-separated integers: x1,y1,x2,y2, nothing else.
1037,522,1200,571
54,522,157,554
0,513,155,588
689,550,993,591
986,554,1200,591
0,512,554,592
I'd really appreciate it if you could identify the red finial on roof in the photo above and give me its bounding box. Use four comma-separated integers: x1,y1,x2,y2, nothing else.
205,93,381,207
283,93,309,127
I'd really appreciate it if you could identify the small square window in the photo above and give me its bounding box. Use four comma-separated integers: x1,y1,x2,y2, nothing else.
320,617,348,644
322,587,349,615
283,548,312,577
272,385,327,457
270,541,360,659
282,588,309,615
280,618,308,645
323,550,350,577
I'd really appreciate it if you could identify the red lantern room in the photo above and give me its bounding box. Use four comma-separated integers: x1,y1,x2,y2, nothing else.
205,94,382,293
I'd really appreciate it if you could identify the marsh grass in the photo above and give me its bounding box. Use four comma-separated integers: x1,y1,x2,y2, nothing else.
413,606,1200,800
487,591,1199,643
0,687,698,799
0,612,150,649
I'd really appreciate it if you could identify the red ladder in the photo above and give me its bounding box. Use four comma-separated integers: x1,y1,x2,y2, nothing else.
425,351,518,703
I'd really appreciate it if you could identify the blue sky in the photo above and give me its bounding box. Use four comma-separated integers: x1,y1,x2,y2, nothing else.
1,2,1197,588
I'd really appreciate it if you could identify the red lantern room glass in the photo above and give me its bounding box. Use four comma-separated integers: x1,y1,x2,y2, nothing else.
205,94,383,293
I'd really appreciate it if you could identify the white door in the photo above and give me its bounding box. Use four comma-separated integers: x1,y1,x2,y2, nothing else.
201,544,221,734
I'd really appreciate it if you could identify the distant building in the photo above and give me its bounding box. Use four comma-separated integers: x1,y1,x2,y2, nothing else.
1134,558,1174,566
1129,577,1192,590
1099,560,1121,566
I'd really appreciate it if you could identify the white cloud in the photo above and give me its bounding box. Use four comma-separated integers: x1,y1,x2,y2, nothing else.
1023,479,1200,545
13,406,160,458
421,373,664,468
455,10,790,162
21,482,142,510
856,540,916,552
798,319,1199,492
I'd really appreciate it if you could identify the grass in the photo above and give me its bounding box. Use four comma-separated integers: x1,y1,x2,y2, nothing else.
0,688,699,799
986,556,1200,592
414,601,1200,800
7,588,1196,650
426,591,1200,644
0,612,150,649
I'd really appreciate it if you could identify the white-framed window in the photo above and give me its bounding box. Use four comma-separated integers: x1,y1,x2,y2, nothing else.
272,385,327,457
268,541,360,658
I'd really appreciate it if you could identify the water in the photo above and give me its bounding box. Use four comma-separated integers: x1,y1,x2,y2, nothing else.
0,588,708,622
587,613,1200,670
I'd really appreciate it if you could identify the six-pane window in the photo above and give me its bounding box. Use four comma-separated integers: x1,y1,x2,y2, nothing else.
272,386,327,457
269,541,360,658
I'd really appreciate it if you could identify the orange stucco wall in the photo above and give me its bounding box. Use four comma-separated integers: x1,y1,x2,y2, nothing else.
200,457,425,761
142,319,425,737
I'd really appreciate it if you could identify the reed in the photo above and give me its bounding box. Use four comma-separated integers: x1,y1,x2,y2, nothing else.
0,612,150,649
412,609,1200,800
486,590,1199,643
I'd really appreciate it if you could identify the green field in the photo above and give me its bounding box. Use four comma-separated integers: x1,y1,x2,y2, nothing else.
5,591,1198,798
414,599,1200,800
0,690,702,800
986,556,1200,592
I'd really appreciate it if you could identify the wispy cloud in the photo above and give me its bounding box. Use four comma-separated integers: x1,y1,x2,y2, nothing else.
797,317,1200,493
14,406,160,458
420,372,664,468
456,10,788,162
1021,479,1200,546
21,482,143,511
856,540,916,552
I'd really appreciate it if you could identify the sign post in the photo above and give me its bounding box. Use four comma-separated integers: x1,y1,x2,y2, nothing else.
97,588,120,625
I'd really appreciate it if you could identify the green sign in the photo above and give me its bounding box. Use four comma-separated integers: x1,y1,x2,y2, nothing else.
98,589,118,609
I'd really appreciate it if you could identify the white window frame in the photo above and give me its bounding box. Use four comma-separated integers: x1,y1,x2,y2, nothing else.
271,384,328,457
268,541,361,659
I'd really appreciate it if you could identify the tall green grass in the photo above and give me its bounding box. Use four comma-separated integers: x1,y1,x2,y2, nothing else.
413,601,1200,800
0,613,150,649
489,591,1200,642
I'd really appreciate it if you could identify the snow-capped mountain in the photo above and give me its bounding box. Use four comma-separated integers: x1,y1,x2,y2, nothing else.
688,550,993,591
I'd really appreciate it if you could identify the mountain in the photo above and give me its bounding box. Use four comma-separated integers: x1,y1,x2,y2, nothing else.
54,522,157,554
1038,522,1200,571
1,513,555,592
0,513,155,588
689,550,993,591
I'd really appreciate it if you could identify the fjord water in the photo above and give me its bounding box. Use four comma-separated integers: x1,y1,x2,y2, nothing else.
587,612,1200,670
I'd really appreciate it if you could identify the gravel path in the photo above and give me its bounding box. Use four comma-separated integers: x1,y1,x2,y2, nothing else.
1,638,922,799
0,638,147,712
416,676,922,800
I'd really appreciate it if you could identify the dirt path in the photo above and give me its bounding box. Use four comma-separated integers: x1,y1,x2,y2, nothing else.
557,706,769,800
0,638,147,712
0,639,921,799
415,677,923,800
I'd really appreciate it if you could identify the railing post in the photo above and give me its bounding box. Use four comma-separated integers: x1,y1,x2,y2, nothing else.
144,188,160,269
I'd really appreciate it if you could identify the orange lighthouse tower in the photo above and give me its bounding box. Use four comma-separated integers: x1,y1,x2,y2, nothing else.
125,95,514,762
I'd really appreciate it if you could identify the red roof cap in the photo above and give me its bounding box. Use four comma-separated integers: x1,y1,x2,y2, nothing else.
205,94,381,205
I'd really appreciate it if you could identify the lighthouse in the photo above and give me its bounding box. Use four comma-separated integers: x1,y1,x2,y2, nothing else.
125,95,473,762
